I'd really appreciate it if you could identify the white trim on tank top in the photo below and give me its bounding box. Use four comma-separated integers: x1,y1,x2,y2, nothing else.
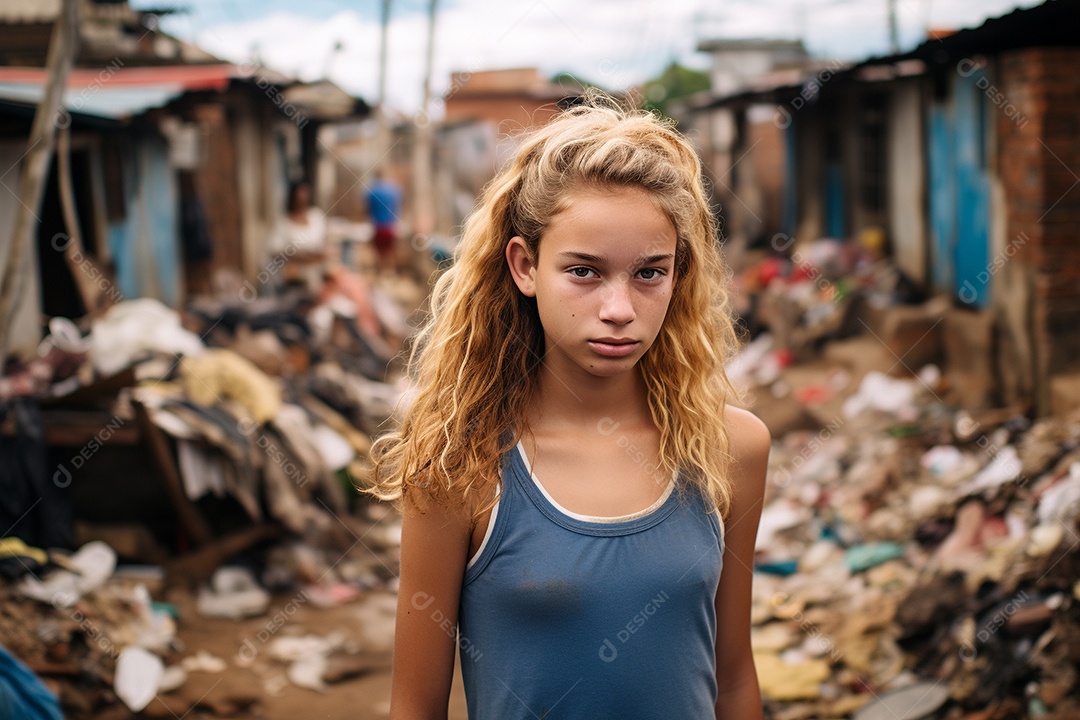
465,486,500,571
516,439,675,522
466,441,696,568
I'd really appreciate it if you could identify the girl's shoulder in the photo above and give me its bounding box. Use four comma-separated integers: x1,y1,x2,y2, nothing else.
720,405,771,521
724,405,771,468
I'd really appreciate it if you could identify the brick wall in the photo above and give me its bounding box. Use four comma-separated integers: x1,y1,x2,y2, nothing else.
997,47,1080,415
444,95,562,131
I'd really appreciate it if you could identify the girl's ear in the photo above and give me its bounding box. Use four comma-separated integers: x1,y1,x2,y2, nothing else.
505,236,537,298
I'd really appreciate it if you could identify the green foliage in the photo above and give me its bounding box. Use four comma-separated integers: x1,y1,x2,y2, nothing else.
546,62,710,120
643,62,710,117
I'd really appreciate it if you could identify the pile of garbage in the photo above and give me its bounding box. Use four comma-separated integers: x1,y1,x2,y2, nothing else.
735,234,927,364
2,266,423,537
746,363,1080,719
0,267,422,718
0,517,401,718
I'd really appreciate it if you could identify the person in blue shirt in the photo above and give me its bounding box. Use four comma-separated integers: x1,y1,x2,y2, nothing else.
367,93,769,719
367,171,403,275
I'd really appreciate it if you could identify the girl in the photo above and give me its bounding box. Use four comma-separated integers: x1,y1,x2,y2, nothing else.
368,95,770,719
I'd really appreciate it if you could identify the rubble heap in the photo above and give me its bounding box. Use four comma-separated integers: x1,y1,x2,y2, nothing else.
1,268,422,718
747,366,1080,720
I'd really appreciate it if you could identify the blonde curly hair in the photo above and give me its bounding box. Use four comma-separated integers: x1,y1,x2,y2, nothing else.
365,94,742,519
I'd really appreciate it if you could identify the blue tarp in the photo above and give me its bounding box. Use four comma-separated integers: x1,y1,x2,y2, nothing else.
0,645,64,720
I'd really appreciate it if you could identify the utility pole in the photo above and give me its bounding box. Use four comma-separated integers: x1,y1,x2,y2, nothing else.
375,0,391,169
323,40,344,80
0,0,79,360
887,0,900,54
411,0,438,237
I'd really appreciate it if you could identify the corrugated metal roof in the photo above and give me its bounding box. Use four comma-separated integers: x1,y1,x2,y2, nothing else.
0,63,369,122
692,0,1078,110
0,64,235,119
0,0,62,23
0,82,185,118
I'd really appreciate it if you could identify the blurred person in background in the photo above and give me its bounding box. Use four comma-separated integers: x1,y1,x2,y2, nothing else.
271,180,329,291
367,171,402,276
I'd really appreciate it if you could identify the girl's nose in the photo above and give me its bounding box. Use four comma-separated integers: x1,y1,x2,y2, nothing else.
598,281,635,325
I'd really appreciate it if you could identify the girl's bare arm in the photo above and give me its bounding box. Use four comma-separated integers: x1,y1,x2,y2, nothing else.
390,494,473,720
714,406,770,720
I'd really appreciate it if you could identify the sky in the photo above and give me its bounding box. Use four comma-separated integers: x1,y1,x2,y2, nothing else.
139,0,1045,115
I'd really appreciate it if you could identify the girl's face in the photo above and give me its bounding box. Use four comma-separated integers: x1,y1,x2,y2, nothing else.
506,186,678,380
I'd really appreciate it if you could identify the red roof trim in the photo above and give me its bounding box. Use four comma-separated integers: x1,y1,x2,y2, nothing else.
0,64,236,92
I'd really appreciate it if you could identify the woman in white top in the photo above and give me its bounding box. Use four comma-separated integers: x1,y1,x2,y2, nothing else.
272,181,328,290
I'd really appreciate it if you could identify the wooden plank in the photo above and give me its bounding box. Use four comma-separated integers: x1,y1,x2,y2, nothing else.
45,412,139,446
0,408,139,446
133,401,214,548
42,366,137,408
163,523,281,588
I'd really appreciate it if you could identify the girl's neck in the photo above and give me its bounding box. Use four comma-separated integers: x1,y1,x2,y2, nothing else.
526,364,653,435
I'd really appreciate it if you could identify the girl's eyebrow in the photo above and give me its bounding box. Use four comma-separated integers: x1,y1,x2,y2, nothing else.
556,251,674,264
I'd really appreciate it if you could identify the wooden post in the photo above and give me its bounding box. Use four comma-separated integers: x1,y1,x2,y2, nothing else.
0,0,79,360
58,125,112,316
374,0,392,168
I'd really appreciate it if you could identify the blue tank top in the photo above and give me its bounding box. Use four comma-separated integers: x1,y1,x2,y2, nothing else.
458,440,725,719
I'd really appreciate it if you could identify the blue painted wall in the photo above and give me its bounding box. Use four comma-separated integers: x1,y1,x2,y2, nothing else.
107,135,180,306
927,71,991,307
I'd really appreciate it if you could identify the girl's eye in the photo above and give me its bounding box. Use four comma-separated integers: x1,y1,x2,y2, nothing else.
638,268,663,280
570,267,595,278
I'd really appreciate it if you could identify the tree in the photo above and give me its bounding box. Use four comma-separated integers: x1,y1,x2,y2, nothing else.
642,62,710,118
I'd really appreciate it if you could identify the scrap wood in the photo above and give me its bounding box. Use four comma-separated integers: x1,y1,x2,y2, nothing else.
134,401,214,548
298,392,372,455
163,524,281,588
41,367,137,408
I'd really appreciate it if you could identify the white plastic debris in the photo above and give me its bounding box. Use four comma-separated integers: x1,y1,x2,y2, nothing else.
43,316,92,354
917,364,941,389
130,583,176,652
959,446,1021,496
1037,462,1080,526
1026,523,1065,558
196,567,270,620
114,646,164,712
909,485,952,520
90,298,204,375
287,654,327,692
921,445,964,476
158,665,187,694
20,540,117,608
755,500,810,551
310,424,355,471
180,650,228,673
268,632,347,692
842,372,918,420
725,333,777,389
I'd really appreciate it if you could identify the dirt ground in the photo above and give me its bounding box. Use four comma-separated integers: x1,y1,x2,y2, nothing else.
155,591,469,720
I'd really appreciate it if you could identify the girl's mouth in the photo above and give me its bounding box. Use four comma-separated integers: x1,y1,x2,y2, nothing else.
588,340,641,357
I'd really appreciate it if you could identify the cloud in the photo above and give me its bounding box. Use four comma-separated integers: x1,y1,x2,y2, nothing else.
167,0,1045,114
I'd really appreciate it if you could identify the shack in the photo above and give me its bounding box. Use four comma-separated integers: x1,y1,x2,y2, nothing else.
688,0,1080,416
